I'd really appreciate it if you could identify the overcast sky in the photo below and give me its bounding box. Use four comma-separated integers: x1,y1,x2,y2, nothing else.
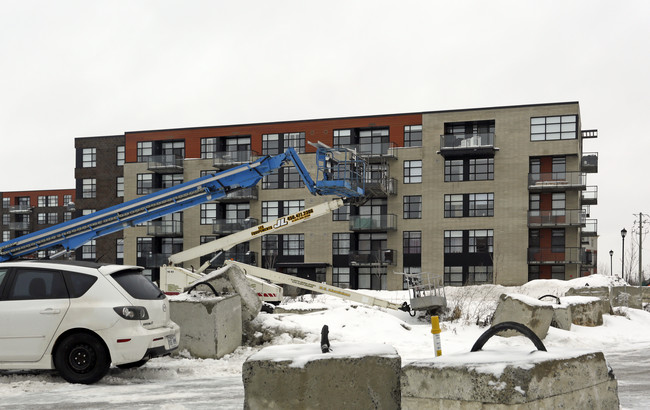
1,0,649,276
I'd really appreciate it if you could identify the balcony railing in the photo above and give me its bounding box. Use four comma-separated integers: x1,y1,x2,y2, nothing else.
212,150,257,170
8,221,30,230
213,218,259,235
528,247,584,264
8,204,33,214
343,142,397,161
349,214,397,231
581,129,598,139
147,220,183,237
365,177,397,197
349,249,396,266
147,155,184,173
439,133,496,158
582,186,598,205
527,209,586,227
582,152,598,173
528,172,586,190
218,186,258,202
582,219,598,237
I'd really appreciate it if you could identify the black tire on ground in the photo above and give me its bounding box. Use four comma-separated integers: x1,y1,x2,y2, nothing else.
54,333,111,384
116,358,149,369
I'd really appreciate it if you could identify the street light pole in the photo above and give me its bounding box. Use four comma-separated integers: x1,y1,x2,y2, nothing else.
621,228,627,280
609,250,613,276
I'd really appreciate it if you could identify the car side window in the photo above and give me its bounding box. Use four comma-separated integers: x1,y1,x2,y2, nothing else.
7,268,68,300
65,272,98,298
0,268,8,295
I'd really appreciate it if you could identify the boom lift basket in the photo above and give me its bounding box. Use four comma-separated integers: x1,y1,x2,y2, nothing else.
313,146,365,199
404,271,447,312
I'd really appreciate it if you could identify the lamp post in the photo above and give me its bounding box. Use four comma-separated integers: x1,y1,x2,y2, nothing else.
609,250,613,276
621,228,627,280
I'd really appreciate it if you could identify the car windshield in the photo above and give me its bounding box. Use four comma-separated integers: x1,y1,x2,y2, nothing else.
111,269,164,300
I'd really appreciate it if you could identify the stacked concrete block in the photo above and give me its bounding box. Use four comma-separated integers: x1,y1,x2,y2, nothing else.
563,296,604,326
169,294,242,359
242,343,401,410
401,351,619,409
492,294,554,339
610,286,643,309
566,286,613,314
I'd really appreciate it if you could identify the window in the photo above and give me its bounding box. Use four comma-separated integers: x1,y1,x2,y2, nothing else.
261,235,279,257
162,173,183,189
332,267,350,288
47,213,58,224
262,169,280,189
551,265,565,280
444,266,463,286
469,158,494,181
444,195,463,218
332,204,350,221
225,203,250,222
64,212,72,222
552,193,565,215
283,234,304,256
136,237,153,266
82,178,96,198
2,198,9,209
283,167,304,189
117,177,124,197
332,233,351,255
82,209,95,216
48,195,58,207
63,195,72,205
262,132,305,155
552,157,566,179
2,214,9,225
136,174,153,195
200,203,218,225
404,125,422,147
38,196,47,207
358,266,387,290
529,194,540,215
201,137,218,159
81,239,96,260
82,148,96,168
403,196,422,219
137,141,153,162
333,129,353,148
444,160,464,182
530,115,577,141
469,230,493,253
7,268,67,300
161,141,185,158
284,132,305,153
262,200,304,222
444,231,463,253
468,266,493,284
402,266,421,290
2,231,9,241
403,160,422,183
359,129,389,155
468,193,494,217
37,213,46,224
403,231,421,254
262,134,280,155
116,145,125,166
551,229,565,252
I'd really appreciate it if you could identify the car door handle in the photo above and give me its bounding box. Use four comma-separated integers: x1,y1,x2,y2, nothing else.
40,308,61,315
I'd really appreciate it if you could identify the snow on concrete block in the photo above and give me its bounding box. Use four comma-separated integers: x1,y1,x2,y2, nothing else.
611,286,643,309
169,293,242,359
242,343,401,410
492,294,554,339
401,350,619,409
566,286,613,314
561,295,604,326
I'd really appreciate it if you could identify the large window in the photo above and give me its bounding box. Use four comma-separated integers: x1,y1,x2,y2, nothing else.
358,266,387,290
332,233,351,255
63,195,72,205
444,195,464,218
283,234,304,256
332,267,350,288
468,230,493,253
444,231,463,253
200,203,218,225
47,196,58,207
332,204,350,221
445,158,494,182
359,129,389,155
82,148,96,168
403,160,422,184
403,196,422,219
82,178,96,198
136,174,153,195
445,193,494,217
403,231,421,254
162,173,183,189
81,239,96,260
468,193,494,217
404,125,422,147
225,203,250,222
201,137,218,159
116,146,125,166
530,115,577,141
333,129,353,148
38,196,47,207
136,141,153,162
47,213,58,224
262,132,305,155
263,168,304,190
261,200,304,222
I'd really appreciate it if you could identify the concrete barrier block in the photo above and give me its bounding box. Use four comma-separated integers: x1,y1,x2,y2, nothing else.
611,286,643,309
566,286,612,314
401,351,619,409
492,294,554,339
550,305,572,330
562,296,604,326
243,343,401,410
170,294,242,359
642,286,650,303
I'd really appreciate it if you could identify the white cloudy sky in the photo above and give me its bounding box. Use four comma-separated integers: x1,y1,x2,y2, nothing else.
1,0,649,276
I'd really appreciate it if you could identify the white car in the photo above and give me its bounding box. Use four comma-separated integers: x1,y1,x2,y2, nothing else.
0,260,180,384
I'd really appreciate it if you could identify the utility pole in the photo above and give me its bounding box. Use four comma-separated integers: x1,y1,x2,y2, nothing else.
632,212,648,286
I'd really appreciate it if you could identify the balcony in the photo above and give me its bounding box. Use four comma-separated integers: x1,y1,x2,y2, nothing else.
8,221,30,230
438,133,496,158
218,186,258,202
582,219,598,237
365,177,397,197
581,129,598,139
349,214,397,231
528,247,584,265
213,150,257,170
582,186,598,205
147,155,184,173
213,218,259,235
527,209,586,228
349,249,396,266
582,250,596,267
582,152,598,173
345,142,397,162
528,172,586,191
147,220,183,237
8,204,33,214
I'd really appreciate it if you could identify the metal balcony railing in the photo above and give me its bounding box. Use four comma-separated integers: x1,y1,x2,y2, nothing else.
8,221,30,230
147,155,184,173
582,186,598,205
344,142,397,161
349,249,396,266
8,204,33,213
349,214,397,231
582,219,598,237
146,220,183,237
581,129,598,139
527,209,586,227
527,247,584,264
365,177,397,197
212,218,259,235
528,172,586,190
212,150,257,169
218,187,258,201
440,133,495,150
582,152,598,173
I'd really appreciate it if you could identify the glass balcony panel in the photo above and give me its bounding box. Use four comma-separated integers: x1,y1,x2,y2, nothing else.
349,214,397,231
147,155,184,173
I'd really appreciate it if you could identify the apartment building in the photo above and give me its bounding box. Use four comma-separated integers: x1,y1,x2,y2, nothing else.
1,189,76,258
72,102,598,288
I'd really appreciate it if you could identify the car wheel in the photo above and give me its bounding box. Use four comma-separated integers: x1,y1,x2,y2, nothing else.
116,358,149,369
54,333,110,384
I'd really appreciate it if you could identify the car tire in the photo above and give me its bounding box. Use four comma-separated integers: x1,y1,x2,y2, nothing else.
54,333,110,384
116,358,149,369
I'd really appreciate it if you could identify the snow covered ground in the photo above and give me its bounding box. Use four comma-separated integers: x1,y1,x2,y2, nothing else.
1,274,648,409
